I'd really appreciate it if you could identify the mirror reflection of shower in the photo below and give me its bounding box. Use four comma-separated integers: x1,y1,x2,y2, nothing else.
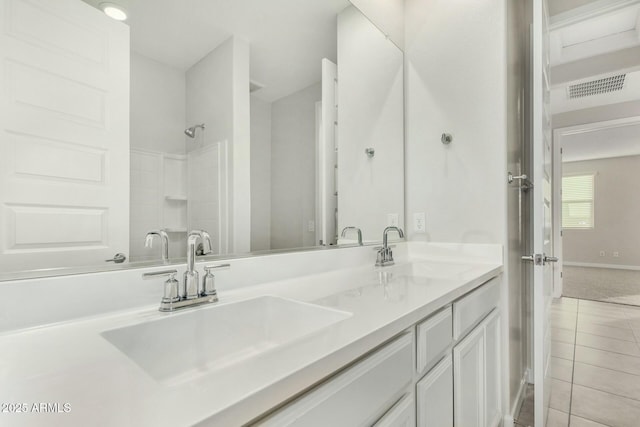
184,123,205,138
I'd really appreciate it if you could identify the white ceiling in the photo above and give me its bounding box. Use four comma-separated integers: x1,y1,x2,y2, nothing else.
552,2,640,162
82,0,350,102
549,0,603,16
550,1,640,116
550,2,640,66
562,123,640,162
551,69,640,114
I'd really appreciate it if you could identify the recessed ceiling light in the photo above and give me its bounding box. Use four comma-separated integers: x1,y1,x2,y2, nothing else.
100,2,127,21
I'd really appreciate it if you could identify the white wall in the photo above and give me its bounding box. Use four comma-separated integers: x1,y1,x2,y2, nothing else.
187,146,222,253
129,150,162,261
232,38,252,254
130,52,186,154
186,39,234,150
337,6,404,242
563,155,640,267
404,0,507,245
250,95,272,251
186,37,251,254
271,83,321,250
129,53,187,261
349,0,404,49
404,0,520,419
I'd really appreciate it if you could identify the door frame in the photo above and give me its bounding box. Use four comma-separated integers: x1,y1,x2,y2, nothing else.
552,115,640,298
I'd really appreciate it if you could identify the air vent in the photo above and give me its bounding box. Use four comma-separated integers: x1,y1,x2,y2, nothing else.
568,74,626,99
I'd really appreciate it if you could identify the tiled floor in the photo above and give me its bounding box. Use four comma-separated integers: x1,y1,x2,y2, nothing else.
519,297,640,426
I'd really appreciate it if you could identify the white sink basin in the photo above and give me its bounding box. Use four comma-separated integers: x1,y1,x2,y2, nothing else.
101,296,351,383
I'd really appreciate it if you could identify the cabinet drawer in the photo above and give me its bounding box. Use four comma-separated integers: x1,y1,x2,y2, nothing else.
256,333,413,427
453,277,500,340
416,306,452,374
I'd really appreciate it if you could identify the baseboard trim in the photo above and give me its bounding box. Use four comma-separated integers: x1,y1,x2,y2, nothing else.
564,262,640,271
507,370,530,427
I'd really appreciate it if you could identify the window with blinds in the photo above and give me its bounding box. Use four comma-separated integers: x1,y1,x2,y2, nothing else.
562,174,594,229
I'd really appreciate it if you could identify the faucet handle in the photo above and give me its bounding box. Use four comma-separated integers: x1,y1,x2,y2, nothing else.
143,269,180,304
201,264,229,299
203,263,230,272
142,269,177,279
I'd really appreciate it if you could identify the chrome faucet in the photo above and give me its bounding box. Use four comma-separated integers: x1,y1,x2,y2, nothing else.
145,229,170,263
142,229,223,312
341,226,363,245
376,226,405,267
184,230,213,299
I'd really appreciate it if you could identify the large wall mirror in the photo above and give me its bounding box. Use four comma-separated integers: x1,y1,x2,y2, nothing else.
0,0,404,278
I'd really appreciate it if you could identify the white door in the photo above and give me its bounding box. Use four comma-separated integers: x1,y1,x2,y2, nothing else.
530,0,555,425
0,0,130,272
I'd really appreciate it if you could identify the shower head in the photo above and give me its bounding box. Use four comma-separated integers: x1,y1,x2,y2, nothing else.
185,123,205,138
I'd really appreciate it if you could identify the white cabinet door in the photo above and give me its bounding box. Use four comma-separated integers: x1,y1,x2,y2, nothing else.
0,0,130,271
417,355,453,427
374,394,415,427
453,322,485,427
484,310,501,427
453,308,502,427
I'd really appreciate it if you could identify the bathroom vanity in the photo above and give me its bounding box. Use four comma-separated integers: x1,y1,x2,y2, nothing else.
0,242,503,427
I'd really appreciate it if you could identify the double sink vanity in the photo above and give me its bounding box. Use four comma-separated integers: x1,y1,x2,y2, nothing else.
0,242,503,426
0,1,505,426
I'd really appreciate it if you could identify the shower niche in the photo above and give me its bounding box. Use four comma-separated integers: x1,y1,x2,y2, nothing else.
130,151,188,261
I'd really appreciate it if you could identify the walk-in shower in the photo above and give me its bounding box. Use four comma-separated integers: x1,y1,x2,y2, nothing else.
184,124,205,138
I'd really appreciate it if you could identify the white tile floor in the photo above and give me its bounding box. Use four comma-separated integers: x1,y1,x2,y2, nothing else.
546,297,640,426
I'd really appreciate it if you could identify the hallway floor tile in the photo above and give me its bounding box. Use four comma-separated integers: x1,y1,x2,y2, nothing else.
517,297,640,427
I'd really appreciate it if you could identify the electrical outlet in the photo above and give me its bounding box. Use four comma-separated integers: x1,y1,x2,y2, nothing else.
307,220,315,232
414,212,426,232
387,213,399,227
613,251,620,258
599,251,605,257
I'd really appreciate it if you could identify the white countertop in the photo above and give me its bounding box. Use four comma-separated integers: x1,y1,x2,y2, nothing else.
0,249,501,426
